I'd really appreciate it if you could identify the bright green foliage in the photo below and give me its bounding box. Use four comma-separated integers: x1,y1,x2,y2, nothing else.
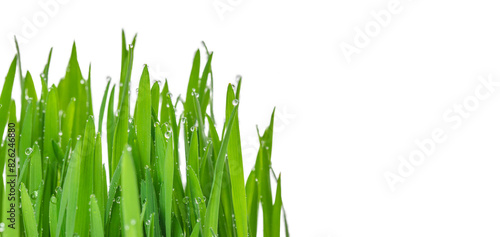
0,32,289,236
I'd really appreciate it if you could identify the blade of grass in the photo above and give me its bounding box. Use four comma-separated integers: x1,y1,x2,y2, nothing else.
0,55,17,140
57,139,82,237
21,182,39,237
224,84,248,237
90,194,105,237
135,65,152,169
121,146,143,237
203,104,238,237
98,78,111,133
271,174,282,237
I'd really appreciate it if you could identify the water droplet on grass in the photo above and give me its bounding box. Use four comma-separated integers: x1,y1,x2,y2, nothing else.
25,147,33,155
31,191,38,199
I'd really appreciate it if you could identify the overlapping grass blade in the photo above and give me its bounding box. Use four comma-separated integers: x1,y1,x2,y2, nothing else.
90,194,105,237
20,183,38,237
203,104,238,237
121,147,143,237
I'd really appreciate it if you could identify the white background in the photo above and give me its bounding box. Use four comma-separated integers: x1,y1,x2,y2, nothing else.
2,0,500,236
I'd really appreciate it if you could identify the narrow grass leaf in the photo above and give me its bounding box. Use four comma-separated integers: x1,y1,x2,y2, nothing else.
121,146,143,237
21,182,39,237
90,194,105,237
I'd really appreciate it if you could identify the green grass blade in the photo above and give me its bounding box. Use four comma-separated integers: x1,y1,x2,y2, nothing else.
0,55,17,140
271,174,282,237
224,84,248,237
90,194,105,237
43,86,60,160
49,195,58,237
257,145,273,237
62,97,76,149
203,104,239,237
107,85,116,166
189,222,200,237
151,81,160,119
187,166,206,229
188,127,200,175
57,139,82,237
111,84,129,175
20,71,37,127
75,116,96,236
140,168,161,237
135,65,152,169
42,47,53,81
158,123,175,237
19,100,33,183
184,50,201,126
105,156,122,225
28,143,42,197
94,133,105,220
21,182,39,237
98,78,111,133
121,146,143,237
246,170,259,237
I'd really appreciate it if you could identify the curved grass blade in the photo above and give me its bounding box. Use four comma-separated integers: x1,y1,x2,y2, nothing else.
98,78,111,133
0,55,17,140
187,166,206,229
105,156,123,225
203,104,239,237
111,85,129,175
94,133,105,220
107,85,116,166
151,81,160,119
190,222,200,237
20,182,39,237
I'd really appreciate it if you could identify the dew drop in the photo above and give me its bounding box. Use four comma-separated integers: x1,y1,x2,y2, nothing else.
25,147,33,156
232,99,239,106
31,191,38,199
